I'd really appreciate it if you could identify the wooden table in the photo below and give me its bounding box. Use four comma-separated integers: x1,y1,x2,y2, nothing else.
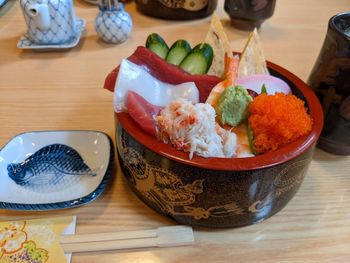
1,1,350,262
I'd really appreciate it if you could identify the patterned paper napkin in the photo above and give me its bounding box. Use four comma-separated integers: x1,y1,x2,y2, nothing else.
0,216,76,263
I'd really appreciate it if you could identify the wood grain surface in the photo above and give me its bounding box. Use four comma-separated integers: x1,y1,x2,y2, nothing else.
1,0,350,262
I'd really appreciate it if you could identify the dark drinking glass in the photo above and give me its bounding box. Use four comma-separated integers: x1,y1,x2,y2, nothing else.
308,12,350,155
135,0,218,20
224,0,276,30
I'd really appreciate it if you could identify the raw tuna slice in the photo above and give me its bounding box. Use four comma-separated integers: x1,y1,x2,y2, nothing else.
104,46,221,102
126,91,163,137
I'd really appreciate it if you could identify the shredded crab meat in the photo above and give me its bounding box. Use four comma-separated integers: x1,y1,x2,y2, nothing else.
157,99,237,159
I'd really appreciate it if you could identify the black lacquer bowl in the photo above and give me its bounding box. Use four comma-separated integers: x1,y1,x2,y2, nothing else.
115,61,323,228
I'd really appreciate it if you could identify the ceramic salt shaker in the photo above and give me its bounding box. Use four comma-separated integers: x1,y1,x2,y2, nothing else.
95,0,132,44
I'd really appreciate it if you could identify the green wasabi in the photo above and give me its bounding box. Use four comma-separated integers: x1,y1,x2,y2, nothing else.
215,85,253,127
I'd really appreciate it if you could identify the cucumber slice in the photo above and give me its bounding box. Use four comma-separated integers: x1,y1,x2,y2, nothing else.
145,33,169,59
179,43,214,74
247,121,258,155
166,40,191,66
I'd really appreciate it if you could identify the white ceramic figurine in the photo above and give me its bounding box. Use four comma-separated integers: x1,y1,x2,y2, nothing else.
95,0,133,44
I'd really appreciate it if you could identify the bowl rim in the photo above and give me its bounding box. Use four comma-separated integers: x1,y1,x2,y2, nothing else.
116,60,324,171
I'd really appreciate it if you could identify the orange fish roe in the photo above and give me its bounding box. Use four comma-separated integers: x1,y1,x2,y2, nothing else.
248,93,313,154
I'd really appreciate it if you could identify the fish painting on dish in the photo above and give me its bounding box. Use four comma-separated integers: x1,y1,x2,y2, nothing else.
7,144,96,192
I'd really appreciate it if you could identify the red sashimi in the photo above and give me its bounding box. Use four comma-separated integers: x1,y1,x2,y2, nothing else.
104,46,221,102
126,91,164,137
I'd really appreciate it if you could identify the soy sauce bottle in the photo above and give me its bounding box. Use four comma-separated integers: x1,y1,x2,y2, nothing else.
135,0,218,20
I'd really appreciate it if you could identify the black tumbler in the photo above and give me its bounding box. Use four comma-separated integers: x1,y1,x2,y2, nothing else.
308,12,350,155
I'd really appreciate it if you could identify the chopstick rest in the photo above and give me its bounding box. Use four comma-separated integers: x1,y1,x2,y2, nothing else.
60,226,194,253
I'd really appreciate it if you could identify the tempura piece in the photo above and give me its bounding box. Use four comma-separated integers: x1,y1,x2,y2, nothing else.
205,13,233,78
238,28,269,78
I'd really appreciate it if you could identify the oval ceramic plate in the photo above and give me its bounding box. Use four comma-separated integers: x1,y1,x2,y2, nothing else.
0,130,114,210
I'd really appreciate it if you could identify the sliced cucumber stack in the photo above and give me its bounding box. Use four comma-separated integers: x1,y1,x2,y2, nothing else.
145,33,169,59
145,33,214,74
166,40,191,66
179,43,214,75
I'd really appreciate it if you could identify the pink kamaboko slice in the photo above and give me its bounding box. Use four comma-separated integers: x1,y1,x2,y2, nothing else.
236,74,292,95
114,59,199,112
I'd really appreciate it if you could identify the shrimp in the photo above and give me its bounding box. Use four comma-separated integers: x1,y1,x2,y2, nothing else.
206,54,239,108
206,54,254,157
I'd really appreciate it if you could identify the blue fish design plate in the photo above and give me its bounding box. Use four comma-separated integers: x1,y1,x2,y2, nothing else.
0,131,114,211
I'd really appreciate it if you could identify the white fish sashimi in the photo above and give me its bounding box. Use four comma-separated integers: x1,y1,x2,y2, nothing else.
114,59,199,112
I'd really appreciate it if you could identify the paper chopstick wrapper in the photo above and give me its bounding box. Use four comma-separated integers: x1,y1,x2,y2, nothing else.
0,216,76,263
1,216,193,262
60,225,194,253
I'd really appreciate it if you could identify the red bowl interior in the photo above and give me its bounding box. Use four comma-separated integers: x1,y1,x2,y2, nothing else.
117,61,324,171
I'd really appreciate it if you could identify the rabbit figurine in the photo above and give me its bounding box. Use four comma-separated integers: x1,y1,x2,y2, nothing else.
95,0,133,44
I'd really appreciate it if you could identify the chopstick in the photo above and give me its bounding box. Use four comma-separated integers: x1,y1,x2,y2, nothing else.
60,226,194,253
